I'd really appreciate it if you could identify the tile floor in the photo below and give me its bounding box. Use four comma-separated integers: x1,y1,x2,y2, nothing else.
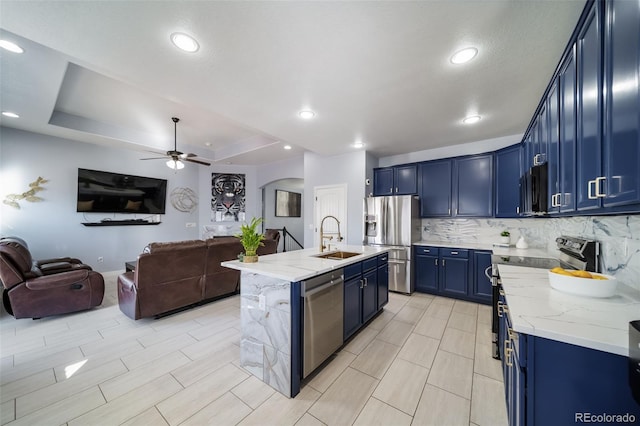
0,271,508,426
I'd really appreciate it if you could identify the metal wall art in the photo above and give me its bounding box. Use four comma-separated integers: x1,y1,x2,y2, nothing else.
3,177,48,209
170,187,198,213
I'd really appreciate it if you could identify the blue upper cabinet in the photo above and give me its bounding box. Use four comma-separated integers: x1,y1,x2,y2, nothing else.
495,144,521,218
373,167,394,196
602,0,640,208
454,154,494,217
547,80,561,214
373,164,417,196
559,45,577,213
419,160,452,217
576,1,603,212
394,164,418,195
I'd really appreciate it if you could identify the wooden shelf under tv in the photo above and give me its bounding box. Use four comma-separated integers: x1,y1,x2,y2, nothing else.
81,221,161,226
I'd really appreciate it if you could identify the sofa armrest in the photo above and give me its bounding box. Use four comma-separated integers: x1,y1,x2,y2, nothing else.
118,271,136,291
25,270,91,290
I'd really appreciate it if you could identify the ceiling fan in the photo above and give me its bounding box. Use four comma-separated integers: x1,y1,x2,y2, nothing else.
141,117,211,169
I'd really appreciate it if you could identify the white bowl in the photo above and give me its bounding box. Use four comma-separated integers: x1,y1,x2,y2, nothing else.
548,271,617,298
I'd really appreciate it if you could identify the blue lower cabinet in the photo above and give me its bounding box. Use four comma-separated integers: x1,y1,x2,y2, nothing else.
501,299,640,425
414,246,439,294
471,251,492,303
344,256,388,341
377,261,389,310
362,268,378,323
440,249,469,298
413,246,490,305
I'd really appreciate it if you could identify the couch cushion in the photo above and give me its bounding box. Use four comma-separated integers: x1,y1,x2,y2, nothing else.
143,239,206,254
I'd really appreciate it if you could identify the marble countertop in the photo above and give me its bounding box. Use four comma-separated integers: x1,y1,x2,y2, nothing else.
415,240,551,258
221,245,390,282
497,263,640,356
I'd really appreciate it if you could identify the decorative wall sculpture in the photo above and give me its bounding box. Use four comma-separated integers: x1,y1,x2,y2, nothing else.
211,173,245,222
170,187,198,213
3,177,48,209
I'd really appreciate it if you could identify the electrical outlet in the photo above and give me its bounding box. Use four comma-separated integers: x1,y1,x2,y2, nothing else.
258,294,266,310
97,257,104,263
186,222,196,228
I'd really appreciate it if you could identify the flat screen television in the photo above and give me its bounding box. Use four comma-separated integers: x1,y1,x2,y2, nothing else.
77,168,167,214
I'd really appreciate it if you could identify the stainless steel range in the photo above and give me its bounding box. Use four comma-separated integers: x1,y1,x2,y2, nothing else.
490,235,601,359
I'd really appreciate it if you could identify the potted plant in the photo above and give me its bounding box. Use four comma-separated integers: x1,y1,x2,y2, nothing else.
236,217,265,263
500,230,511,245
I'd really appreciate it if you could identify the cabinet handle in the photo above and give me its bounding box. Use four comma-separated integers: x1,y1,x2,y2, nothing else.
395,187,398,193
484,265,492,281
364,277,368,287
595,177,606,198
435,258,438,266
360,279,364,289
448,208,451,215
533,154,541,165
442,259,446,267
588,179,597,199
505,347,513,367
497,301,503,317
516,206,520,214
455,208,458,215
451,251,458,255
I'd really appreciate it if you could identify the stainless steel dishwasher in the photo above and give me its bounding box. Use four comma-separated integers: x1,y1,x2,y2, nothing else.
302,268,344,378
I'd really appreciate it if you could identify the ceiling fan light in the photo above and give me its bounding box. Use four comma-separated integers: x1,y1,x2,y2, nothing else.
166,159,185,170
450,47,478,64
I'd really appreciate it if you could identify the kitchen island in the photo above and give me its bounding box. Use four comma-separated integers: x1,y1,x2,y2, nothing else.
221,245,390,398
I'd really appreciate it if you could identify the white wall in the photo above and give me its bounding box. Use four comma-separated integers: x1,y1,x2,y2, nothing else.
0,127,203,272
303,150,368,247
262,179,304,250
378,133,521,167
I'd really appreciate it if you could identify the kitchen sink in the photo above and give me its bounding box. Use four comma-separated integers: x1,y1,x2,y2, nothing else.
313,251,361,260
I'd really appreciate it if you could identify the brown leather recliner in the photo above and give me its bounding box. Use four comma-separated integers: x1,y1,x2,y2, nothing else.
0,236,91,275
0,239,105,319
118,236,278,320
118,240,207,320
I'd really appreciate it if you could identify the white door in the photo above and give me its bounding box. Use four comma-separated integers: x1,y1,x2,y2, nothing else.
314,184,347,250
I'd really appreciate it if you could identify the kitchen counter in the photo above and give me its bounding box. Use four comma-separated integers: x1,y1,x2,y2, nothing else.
414,240,550,258
221,244,390,282
497,263,640,356
222,245,389,399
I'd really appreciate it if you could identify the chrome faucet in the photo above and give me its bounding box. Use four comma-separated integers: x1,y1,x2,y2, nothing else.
319,215,344,252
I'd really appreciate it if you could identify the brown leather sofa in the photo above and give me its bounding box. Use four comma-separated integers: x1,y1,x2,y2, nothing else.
117,236,277,320
0,238,105,319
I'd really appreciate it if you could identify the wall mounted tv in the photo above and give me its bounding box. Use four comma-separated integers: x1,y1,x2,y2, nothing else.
77,168,167,214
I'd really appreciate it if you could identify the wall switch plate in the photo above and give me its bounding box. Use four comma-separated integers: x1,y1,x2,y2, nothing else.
186,222,196,228
258,295,266,310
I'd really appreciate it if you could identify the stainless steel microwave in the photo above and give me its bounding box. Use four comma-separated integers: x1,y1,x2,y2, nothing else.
520,163,548,215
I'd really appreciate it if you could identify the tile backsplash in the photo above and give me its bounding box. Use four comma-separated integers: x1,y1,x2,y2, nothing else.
421,215,640,291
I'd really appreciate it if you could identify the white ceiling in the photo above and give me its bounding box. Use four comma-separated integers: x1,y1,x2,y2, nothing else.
0,1,586,166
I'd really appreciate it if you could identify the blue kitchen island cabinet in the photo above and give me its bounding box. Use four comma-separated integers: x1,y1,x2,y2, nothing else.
494,144,521,218
471,251,492,302
344,256,384,341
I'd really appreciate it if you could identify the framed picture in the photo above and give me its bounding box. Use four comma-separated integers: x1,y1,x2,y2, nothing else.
275,190,301,217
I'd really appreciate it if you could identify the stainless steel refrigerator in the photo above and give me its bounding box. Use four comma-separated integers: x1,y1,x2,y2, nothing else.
363,195,421,294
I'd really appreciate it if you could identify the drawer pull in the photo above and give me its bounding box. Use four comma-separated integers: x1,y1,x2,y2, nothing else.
451,251,458,255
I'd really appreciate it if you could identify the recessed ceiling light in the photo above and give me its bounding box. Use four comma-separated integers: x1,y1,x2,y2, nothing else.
0,40,24,54
2,111,19,118
450,47,478,64
462,115,481,124
283,145,292,150
353,141,365,148
298,110,315,120
205,142,212,147
170,32,200,53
